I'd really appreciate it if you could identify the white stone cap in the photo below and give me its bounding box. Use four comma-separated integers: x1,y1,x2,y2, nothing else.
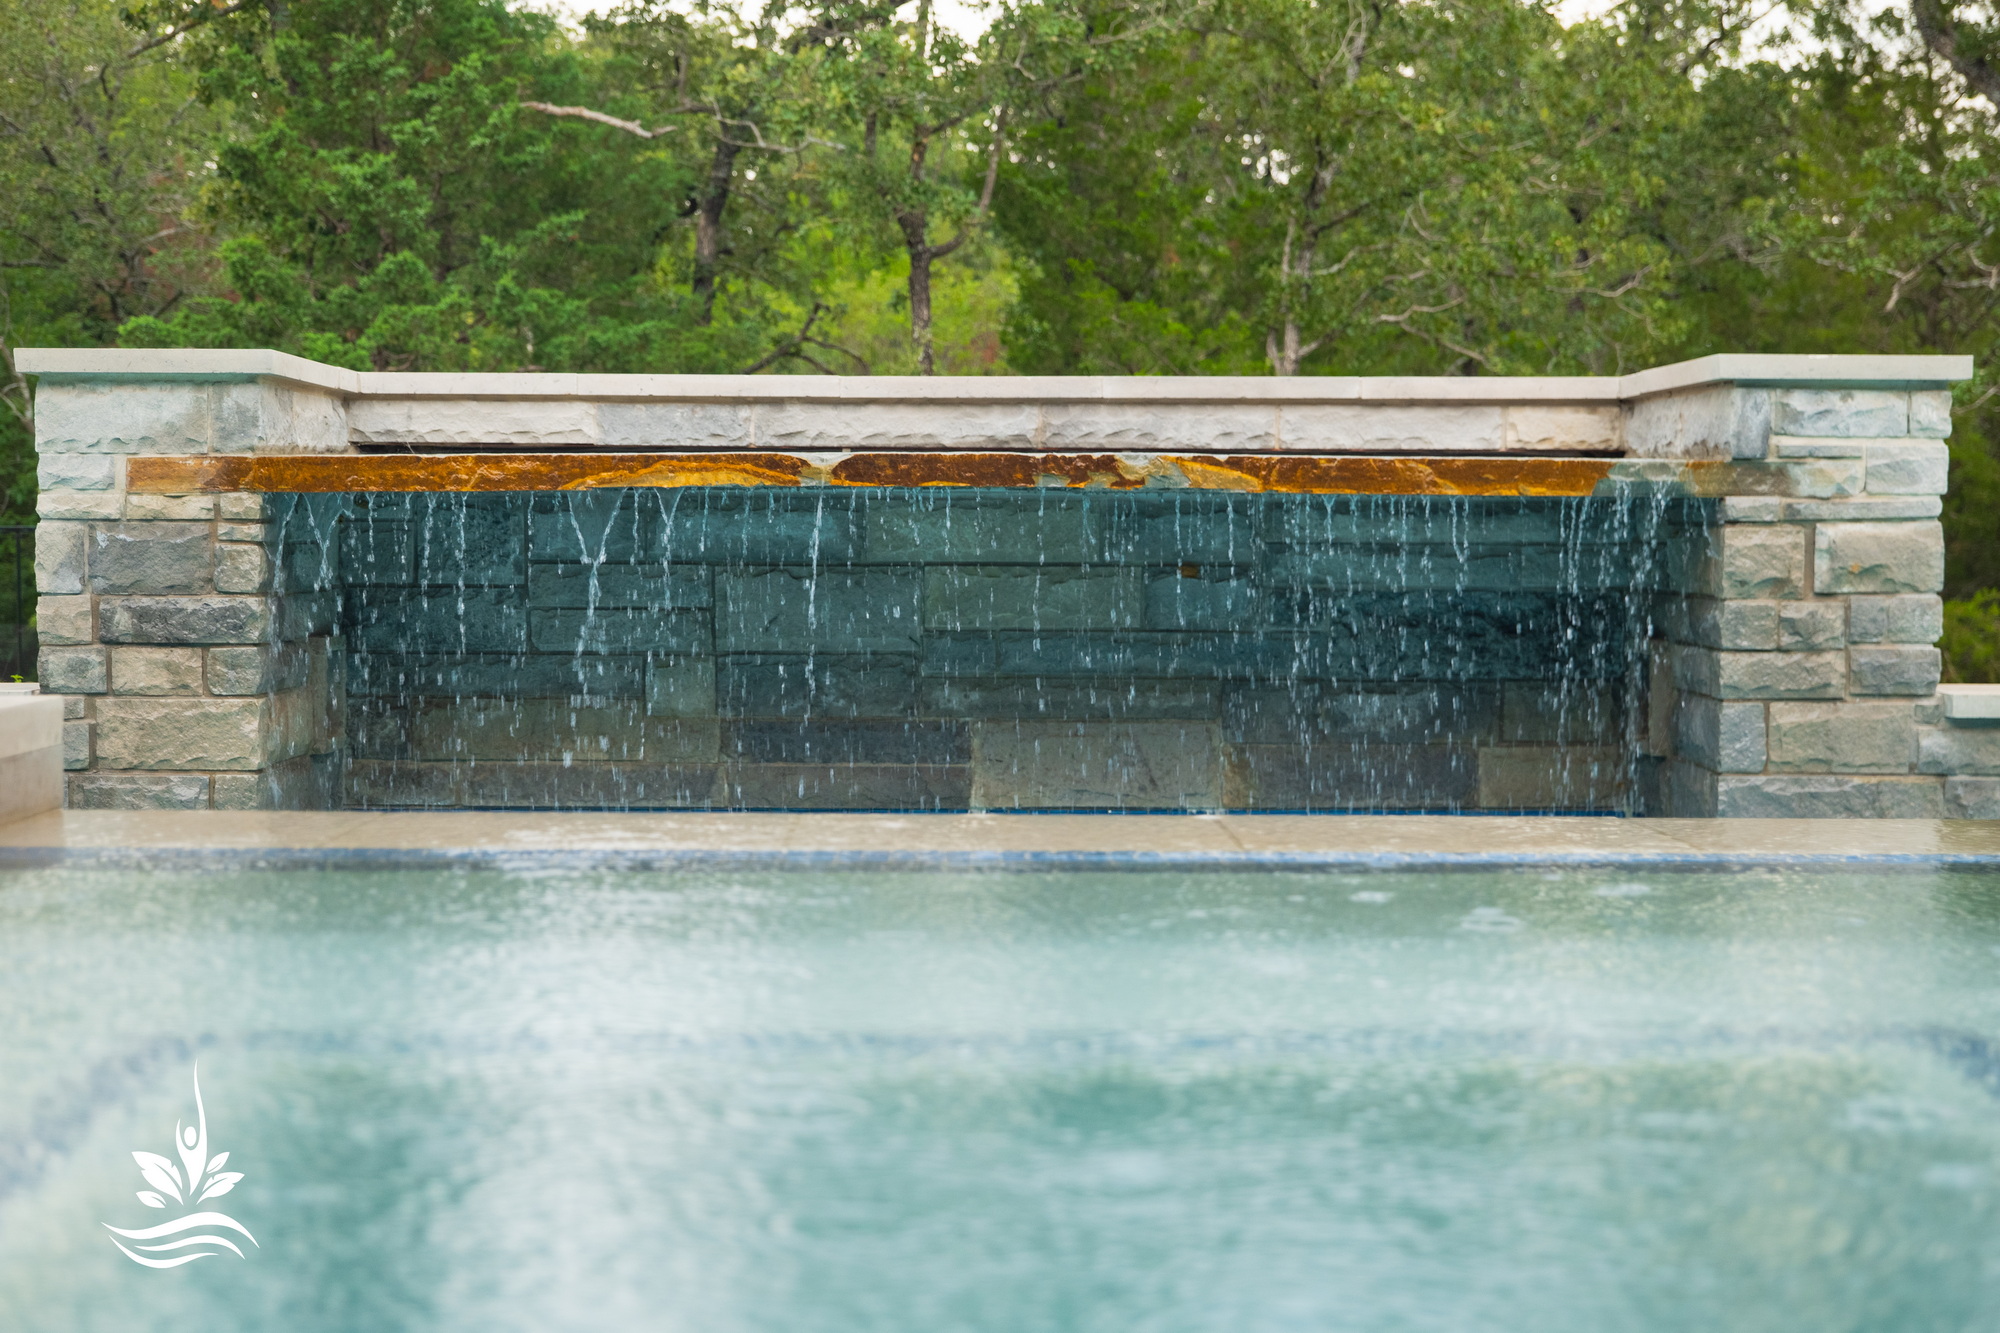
0,693,62,760
1941,684,2000,721
14,348,1973,404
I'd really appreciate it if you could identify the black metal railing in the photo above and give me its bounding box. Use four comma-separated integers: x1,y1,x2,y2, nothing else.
0,526,36,681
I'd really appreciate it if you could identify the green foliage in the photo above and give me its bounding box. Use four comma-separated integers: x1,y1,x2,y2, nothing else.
1943,590,2000,683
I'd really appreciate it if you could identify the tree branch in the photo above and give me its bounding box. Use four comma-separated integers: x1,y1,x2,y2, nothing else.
521,102,679,139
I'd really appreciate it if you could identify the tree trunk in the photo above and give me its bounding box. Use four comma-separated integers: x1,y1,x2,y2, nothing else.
898,209,936,375
691,134,742,326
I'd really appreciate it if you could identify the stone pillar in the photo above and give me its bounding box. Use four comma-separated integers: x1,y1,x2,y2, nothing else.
1641,382,1952,815
32,373,354,809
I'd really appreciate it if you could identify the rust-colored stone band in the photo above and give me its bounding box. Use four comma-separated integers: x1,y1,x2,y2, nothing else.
126,452,1620,496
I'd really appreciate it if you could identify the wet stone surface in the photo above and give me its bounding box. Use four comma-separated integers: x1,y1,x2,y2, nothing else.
334,490,1685,812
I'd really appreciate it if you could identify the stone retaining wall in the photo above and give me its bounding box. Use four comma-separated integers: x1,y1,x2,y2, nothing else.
15,348,1980,815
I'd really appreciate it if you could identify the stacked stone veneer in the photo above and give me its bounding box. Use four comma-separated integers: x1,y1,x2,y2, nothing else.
338,489,1672,811
23,348,1993,815
33,381,349,809
1640,386,1962,816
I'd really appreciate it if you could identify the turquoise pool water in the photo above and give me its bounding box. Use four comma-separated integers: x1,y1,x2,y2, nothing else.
3,864,1999,1331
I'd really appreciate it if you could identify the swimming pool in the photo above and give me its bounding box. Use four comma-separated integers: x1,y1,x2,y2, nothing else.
4,863,1998,1331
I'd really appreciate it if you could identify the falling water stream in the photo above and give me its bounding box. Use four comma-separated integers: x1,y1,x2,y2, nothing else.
291,486,1708,812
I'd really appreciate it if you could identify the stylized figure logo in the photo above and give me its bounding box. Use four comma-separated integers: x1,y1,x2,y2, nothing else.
103,1065,258,1268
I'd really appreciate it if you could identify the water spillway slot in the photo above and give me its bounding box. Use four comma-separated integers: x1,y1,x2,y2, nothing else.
294,485,1708,813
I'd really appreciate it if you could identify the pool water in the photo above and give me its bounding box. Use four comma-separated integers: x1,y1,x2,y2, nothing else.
3,864,1999,1331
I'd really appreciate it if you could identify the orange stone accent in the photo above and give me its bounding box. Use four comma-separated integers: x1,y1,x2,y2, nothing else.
126,452,1620,496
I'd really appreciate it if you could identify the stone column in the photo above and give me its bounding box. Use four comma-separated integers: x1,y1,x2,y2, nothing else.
1640,381,1952,815
32,372,355,809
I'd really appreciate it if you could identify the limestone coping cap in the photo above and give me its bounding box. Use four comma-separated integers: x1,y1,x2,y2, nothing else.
0,693,62,761
14,348,1973,403
1941,683,2000,721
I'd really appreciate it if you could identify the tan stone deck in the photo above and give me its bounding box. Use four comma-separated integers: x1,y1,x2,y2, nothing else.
4,811,1999,865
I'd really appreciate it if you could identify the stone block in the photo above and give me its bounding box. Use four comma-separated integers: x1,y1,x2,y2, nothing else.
1946,777,2000,818
527,563,711,609
598,402,753,449
716,763,970,811
110,647,204,696
339,521,414,585
1659,759,1718,816
38,490,122,521
715,569,921,653
1700,459,1864,498
1673,697,1766,772
1222,743,1477,810
1718,496,1781,523
1474,746,1629,810
123,494,215,521
863,501,1111,565
214,543,270,594
62,720,90,770
38,454,117,490
719,655,917,719
100,595,269,645
1918,725,2000,776
1498,683,1624,745
1767,701,1914,772
215,521,268,544
39,647,107,694
1864,441,1949,495
724,719,971,766
403,699,719,764
764,401,1041,452
35,383,214,453
971,720,1223,810
1280,404,1506,454
645,658,717,719
1504,405,1621,451
35,522,87,596
934,677,1222,723
1909,390,1953,437
923,566,1141,632
1813,521,1943,594
218,492,267,521
1779,497,1942,521
1624,385,1770,460
61,696,87,720
1849,645,1941,696
1772,388,1908,438
1687,598,1778,650
88,523,212,594
67,773,210,810
1044,403,1277,452
1144,572,1260,631
1705,525,1805,599
36,595,93,646
1715,774,1942,817
1773,438,1866,458
94,697,266,770
457,761,719,810
347,651,645,702
347,589,524,653
1848,594,1944,644
528,607,711,655
350,397,600,447
1676,646,1844,699
1777,600,1845,650
207,645,269,696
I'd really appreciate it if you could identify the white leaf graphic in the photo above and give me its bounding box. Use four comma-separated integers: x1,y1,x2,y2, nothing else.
204,1152,229,1176
133,1152,183,1202
136,1191,167,1209
197,1172,243,1201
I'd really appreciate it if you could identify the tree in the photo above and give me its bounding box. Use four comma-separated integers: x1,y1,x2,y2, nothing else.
0,0,227,496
